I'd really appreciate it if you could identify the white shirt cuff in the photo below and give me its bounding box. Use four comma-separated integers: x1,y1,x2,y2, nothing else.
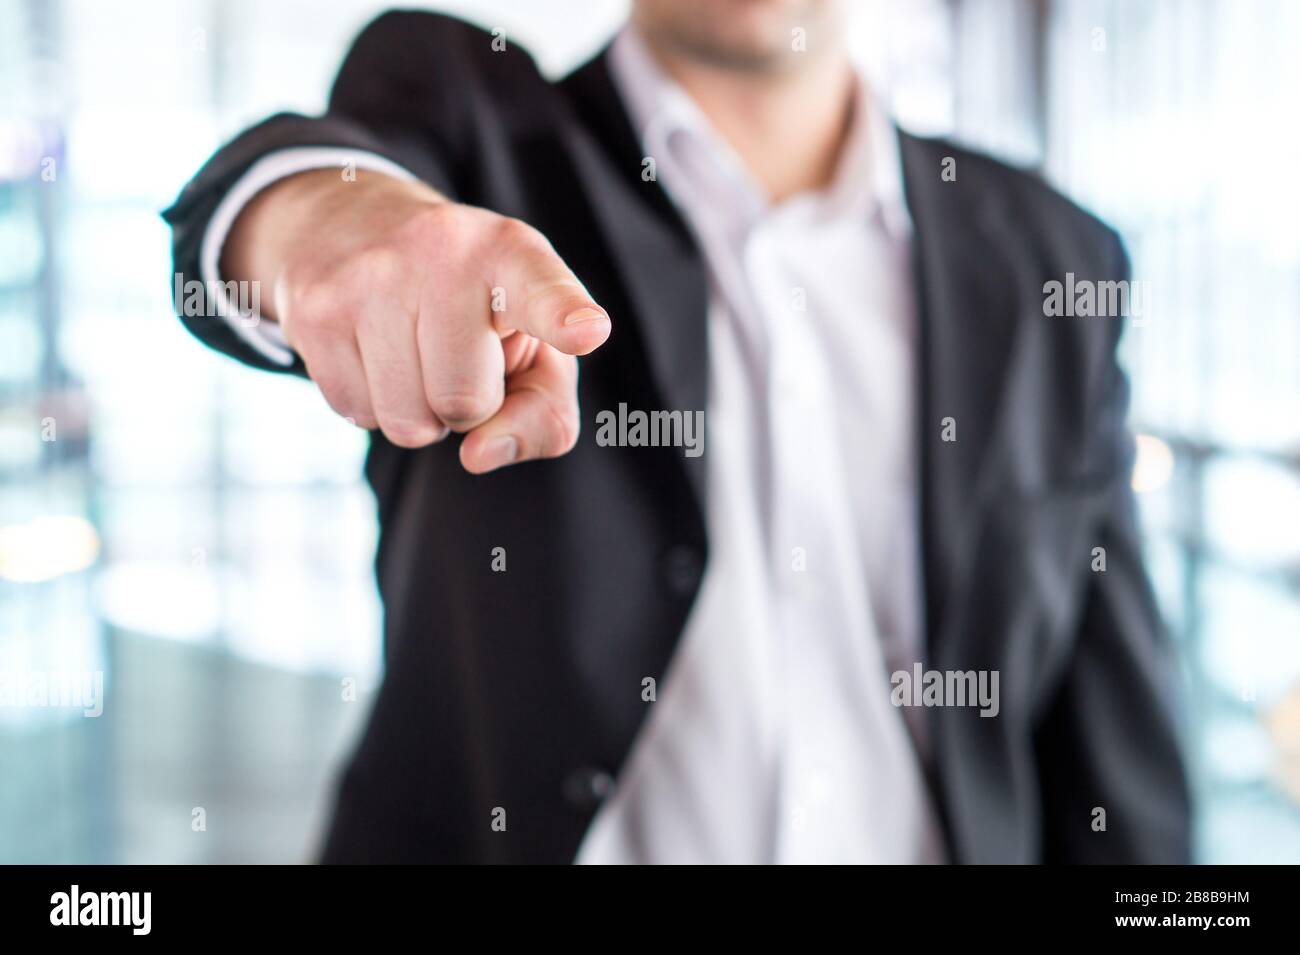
198,147,417,366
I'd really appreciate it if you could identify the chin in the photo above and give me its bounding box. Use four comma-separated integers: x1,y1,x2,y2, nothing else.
639,0,839,71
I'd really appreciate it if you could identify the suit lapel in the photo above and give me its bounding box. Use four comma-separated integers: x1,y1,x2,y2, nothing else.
557,54,711,507
900,133,1029,862
899,132,1024,659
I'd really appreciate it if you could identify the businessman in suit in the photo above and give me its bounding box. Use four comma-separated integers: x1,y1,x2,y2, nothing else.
164,0,1191,863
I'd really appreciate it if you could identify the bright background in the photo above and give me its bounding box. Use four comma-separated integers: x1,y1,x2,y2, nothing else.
1,0,1297,863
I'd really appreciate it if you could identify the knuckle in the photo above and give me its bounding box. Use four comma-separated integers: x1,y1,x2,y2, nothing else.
288,246,413,334
350,245,407,287
494,215,546,252
328,401,376,429
552,408,580,455
429,390,501,428
531,389,580,457
400,201,459,249
284,271,347,333
324,393,375,429
377,415,443,448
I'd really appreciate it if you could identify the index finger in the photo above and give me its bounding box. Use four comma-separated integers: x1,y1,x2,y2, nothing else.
493,240,611,356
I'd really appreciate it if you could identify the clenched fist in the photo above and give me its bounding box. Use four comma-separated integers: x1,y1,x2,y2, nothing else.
223,167,611,473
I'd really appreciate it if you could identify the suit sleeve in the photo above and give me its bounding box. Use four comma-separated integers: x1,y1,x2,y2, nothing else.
1034,231,1194,863
161,10,493,373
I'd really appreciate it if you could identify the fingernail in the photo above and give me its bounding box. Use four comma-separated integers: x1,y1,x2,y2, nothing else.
563,307,609,327
478,435,518,472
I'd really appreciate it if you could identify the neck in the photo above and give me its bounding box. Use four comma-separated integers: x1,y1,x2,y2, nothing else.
642,42,856,203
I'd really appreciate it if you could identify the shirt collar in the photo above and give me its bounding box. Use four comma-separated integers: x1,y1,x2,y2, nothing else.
606,24,912,238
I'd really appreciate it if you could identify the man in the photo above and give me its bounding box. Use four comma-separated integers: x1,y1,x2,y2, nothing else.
164,0,1191,864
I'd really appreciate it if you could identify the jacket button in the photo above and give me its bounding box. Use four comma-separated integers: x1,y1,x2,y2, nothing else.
563,767,614,810
661,545,702,595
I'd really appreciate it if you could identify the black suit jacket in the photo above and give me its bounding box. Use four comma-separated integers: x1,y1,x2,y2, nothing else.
163,11,1192,864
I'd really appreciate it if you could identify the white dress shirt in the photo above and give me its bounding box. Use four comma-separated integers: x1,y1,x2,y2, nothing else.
573,28,943,865
202,25,944,864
